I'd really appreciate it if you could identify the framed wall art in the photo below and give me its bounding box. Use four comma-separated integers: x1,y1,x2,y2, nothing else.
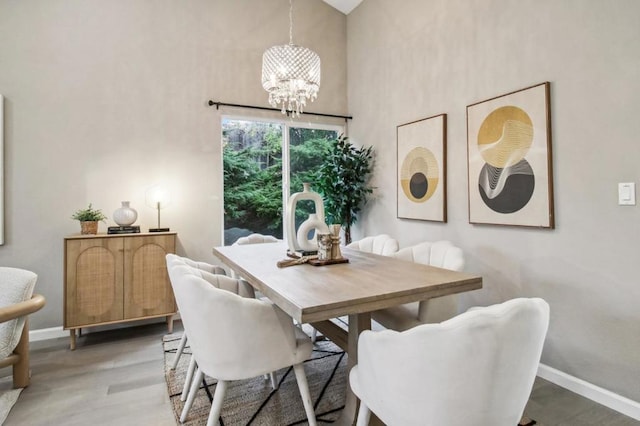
397,113,446,222
466,82,554,228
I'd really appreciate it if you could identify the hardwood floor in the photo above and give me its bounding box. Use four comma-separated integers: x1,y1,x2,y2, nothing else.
525,379,639,426
1,322,638,425
2,323,176,426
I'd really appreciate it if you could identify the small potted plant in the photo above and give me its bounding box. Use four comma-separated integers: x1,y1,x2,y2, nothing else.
72,203,107,235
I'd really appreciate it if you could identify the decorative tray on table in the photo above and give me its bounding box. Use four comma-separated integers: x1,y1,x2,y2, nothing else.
307,257,349,266
281,250,349,267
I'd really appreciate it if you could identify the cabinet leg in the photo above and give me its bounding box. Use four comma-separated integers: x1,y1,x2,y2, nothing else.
69,329,76,351
166,315,174,334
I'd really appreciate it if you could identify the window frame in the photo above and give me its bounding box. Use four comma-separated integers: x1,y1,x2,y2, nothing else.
221,113,344,244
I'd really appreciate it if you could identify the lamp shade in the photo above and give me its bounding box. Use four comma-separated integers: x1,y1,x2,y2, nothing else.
145,186,171,209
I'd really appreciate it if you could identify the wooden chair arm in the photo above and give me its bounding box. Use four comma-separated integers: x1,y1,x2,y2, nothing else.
0,294,46,323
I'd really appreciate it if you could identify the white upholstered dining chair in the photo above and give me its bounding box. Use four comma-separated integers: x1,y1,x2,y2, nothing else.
167,262,317,426
0,267,46,388
346,234,399,256
230,233,279,296
230,233,289,385
233,233,279,245
372,240,465,331
350,297,550,426
167,254,260,408
168,255,231,371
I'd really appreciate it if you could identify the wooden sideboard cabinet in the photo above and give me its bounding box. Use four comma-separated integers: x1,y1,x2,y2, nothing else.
64,232,177,350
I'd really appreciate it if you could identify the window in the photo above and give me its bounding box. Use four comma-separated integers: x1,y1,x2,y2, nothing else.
222,117,341,245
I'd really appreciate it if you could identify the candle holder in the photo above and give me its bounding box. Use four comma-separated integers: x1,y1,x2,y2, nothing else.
329,224,342,260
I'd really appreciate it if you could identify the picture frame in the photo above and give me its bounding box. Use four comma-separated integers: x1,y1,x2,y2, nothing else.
397,113,447,222
466,82,554,228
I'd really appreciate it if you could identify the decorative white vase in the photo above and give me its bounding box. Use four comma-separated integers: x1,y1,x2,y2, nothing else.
296,213,330,252
113,201,138,226
286,183,328,252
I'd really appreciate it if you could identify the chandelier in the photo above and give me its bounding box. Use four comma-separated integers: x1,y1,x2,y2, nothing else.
261,0,321,117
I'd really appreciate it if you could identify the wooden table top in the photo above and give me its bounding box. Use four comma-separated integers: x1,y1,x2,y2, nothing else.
213,242,483,323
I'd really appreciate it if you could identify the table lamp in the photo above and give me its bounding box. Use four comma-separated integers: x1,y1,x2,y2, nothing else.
145,185,171,232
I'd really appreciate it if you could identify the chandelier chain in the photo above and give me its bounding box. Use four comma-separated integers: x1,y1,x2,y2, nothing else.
289,0,293,45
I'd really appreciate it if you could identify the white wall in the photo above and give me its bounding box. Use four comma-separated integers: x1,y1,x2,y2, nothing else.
347,0,640,403
0,0,347,328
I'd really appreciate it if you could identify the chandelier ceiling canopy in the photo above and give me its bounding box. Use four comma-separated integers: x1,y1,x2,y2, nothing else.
261,0,321,117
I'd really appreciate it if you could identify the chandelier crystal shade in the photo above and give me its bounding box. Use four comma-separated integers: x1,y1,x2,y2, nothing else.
261,0,321,117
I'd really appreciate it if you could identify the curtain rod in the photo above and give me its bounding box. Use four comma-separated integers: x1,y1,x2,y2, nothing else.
207,100,352,121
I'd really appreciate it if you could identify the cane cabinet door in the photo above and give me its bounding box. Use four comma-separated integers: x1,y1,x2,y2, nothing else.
65,237,124,327
123,234,176,319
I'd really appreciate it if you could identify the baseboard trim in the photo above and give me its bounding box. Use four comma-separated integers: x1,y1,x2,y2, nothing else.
28,316,182,343
29,326,67,342
538,363,640,420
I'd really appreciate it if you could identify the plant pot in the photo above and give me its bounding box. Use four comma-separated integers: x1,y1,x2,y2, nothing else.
80,221,98,235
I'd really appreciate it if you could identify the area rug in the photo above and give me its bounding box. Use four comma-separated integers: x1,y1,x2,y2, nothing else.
163,334,346,425
0,377,22,425
163,334,537,426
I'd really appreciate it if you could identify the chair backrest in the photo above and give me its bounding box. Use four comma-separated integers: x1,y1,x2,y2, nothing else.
166,253,227,275
392,240,464,271
233,233,278,245
395,240,464,323
166,254,254,298
352,298,550,426
346,234,399,256
0,267,38,359
166,262,301,380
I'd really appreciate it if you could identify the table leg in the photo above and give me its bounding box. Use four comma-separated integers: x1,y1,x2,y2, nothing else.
334,312,371,426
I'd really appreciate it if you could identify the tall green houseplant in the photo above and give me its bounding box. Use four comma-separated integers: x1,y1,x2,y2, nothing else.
316,135,374,245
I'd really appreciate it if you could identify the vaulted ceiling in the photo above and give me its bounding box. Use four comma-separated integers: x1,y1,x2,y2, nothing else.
322,0,363,15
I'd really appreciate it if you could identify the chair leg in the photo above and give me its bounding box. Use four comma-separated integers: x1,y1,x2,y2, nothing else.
269,372,277,389
180,367,204,423
172,334,188,370
181,357,197,402
13,318,30,388
355,402,371,426
311,328,318,343
206,380,228,426
293,363,317,426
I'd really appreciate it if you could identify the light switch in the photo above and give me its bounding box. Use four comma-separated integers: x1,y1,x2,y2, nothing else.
618,182,636,205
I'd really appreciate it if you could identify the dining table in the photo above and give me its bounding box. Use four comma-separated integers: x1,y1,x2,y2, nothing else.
213,241,483,425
